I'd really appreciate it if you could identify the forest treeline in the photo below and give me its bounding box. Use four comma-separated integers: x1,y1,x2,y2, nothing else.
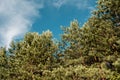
1,0,120,79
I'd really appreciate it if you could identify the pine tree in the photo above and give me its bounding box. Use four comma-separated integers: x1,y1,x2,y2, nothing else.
8,30,58,79
1,0,120,79
61,20,83,59
93,0,120,26
0,47,9,79
60,0,120,77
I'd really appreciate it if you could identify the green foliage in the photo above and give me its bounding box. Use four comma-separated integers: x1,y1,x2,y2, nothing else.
40,65,117,80
0,0,120,79
0,47,9,79
7,30,59,79
93,0,120,26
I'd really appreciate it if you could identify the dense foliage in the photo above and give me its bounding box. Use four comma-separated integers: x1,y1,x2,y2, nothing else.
0,0,120,79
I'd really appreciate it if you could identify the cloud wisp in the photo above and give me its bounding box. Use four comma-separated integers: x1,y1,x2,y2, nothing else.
0,0,43,48
0,0,95,48
52,0,95,10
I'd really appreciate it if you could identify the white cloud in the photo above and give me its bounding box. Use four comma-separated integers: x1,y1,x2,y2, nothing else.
0,0,95,48
52,0,95,10
0,0,43,48
52,0,67,9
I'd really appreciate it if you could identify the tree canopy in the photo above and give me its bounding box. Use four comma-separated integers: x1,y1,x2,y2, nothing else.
1,0,120,79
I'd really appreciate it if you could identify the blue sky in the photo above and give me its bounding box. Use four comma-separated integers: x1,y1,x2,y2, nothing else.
32,0,96,39
0,0,96,48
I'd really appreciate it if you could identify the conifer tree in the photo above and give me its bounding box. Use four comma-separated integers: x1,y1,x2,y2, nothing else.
93,0,120,26
61,0,120,73
8,30,58,79
1,0,120,79
0,47,9,79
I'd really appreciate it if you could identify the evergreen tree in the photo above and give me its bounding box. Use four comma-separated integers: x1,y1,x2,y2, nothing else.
60,0,120,79
93,0,120,26
0,0,120,79
8,30,58,79
0,47,9,79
